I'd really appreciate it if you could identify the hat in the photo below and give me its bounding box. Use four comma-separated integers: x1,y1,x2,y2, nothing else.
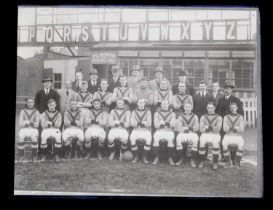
42,77,52,83
79,81,88,87
154,67,164,74
132,65,141,72
223,80,235,89
177,70,188,76
89,69,98,75
111,65,120,72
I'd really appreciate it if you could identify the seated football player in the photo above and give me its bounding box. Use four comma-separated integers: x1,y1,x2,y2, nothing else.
130,98,152,164
173,82,193,117
222,102,245,169
75,81,93,116
84,98,108,160
152,100,176,166
62,97,84,159
40,99,62,162
175,102,199,167
108,98,131,161
112,75,133,110
199,102,222,170
93,79,112,112
154,78,173,112
17,97,40,163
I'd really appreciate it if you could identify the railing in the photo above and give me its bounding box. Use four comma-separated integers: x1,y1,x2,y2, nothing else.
241,97,257,128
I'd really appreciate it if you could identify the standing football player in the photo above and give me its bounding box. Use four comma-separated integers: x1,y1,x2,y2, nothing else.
93,79,113,112
130,98,152,164
17,97,40,162
152,100,176,166
40,99,62,162
75,81,93,118
154,78,173,111
198,102,222,170
222,102,245,169
173,82,193,116
108,98,131,161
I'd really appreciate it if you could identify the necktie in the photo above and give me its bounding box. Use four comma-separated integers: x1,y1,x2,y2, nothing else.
66,90,69,96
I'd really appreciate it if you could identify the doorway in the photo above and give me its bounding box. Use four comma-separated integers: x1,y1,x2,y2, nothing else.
93,64,113,80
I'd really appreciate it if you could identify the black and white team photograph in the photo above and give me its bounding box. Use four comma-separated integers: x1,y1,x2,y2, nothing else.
15,6,262,197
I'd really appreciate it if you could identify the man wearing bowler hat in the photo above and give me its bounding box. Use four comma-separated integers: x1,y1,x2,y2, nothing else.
127,65,142,92
148,67,171,92
108,65,121,93
34,76,60,114
88,68,101,94
172,70,195,96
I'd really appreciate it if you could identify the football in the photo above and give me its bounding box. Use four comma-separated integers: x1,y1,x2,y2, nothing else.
122,151,134,161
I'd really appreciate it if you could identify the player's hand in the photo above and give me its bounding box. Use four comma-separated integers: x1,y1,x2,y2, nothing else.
160,124,165,129
29,122,34,127
75,120,80,126
137,122,142,127
142,121,147,127
47,121,52,127
165,122,170,127
120,122,124,127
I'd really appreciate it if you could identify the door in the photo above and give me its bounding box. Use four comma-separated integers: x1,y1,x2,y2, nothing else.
93,64,113,80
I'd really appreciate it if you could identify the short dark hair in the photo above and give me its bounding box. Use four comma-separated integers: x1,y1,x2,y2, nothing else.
207,101,215,107
199,80,207,86
48,99,56,105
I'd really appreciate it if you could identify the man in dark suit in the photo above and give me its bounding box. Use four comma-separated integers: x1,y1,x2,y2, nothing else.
108,65,121,93
172,70,195,96
193,80,215,119
211,82,224,108
34,77,60,114
71,69,83,93
87,68,101,94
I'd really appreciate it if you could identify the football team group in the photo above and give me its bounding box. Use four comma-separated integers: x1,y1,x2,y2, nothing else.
16,65,245,170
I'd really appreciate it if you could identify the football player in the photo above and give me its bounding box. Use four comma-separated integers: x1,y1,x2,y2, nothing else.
17,97,40,162
175,102,199,167
62,97,84,159
40,99,62,162
152,100,176,166
75,81,93,117
84,98,108,160
199,102,222,170
108,98,131,161
173,82,193,116
93,79,112,112
222,102,245,169
154,78,173,111
130,98,152,164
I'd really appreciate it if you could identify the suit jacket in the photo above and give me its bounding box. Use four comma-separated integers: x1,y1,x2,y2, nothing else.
148,79,171,92
71,80,81,93
88,79,101,94
193,92,215,119
108,77,121,93
172,83,195,96
211,92,224,108
215,95,244,117
57,89,76,114
34,88,60,114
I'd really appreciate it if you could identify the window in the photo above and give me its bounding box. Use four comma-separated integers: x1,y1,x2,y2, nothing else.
54,73,62,89
232,60,254,88
139,59,160,81
208,60,231,88
184,59,205,87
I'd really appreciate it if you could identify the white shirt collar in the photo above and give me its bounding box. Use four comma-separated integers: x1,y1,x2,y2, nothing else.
225,94,231,99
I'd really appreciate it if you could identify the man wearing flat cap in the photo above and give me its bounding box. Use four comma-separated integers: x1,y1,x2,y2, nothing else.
88,68,101,94
148,67,171,92
34,76,60,114
172,70,195,97
108,65,121,93
127,65,142,92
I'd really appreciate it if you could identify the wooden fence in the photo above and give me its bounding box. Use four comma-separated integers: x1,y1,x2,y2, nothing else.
241,97,258,128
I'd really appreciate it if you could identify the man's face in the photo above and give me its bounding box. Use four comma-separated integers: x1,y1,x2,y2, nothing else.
65,81,72,90
155,72,163,79
212,83,220,93
230,104,238,114
100,81,108,91
137,99,145,110
93,101,101,110
178,83,186,93
184,103,192,113
80,86,87,92
199,83,207,92
132,71,140,77
70,100,77,110
48,102,56,111
75,72,83,81
224,87,232,95
90,74,98,81
120,77,127,87
207,104,215,114
140,80,147,89
161,101,169,110
112,71,119,78
116,99,124,109
43,81,51,89
26,99,34,109
160,81,168,90
179,75,186,83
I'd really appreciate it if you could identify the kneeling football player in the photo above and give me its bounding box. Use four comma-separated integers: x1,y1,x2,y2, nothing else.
40,99,62,162
108,98,131,161
84,98,108,159
62,97,84,159
152,100,176,166
17,97,40,162
199,102,222,170
222,102,245,169
175,102,199,167
130,98,152,164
